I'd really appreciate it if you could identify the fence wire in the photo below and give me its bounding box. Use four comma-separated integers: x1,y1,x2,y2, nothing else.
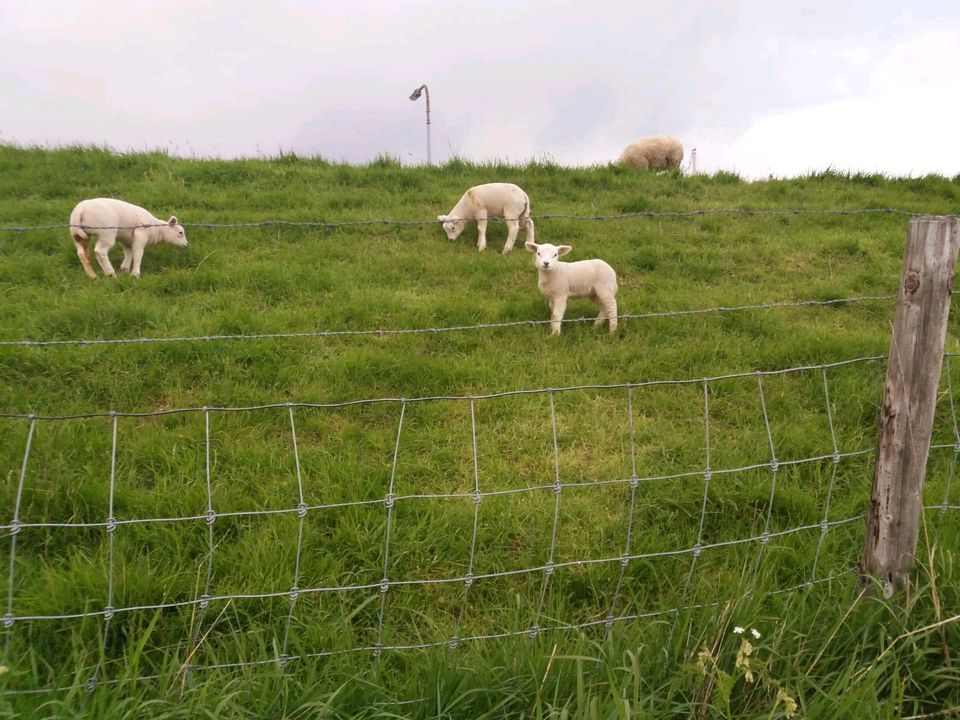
0,206,923,235
0,294,898,348
3,352,957,698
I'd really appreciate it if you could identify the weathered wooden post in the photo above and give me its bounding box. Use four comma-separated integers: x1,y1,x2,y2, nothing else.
861,216,960,596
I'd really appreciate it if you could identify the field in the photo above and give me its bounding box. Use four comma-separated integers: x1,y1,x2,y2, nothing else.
0,145,959,718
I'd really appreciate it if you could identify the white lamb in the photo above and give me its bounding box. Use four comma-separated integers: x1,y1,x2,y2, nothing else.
526,241,619,336
438,182,534,253
618,136,684,170
69,198,188,279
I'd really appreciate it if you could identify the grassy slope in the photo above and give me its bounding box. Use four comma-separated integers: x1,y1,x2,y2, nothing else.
0,145,959,718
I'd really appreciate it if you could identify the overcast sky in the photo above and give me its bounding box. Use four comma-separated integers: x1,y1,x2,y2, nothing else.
1,1,958,178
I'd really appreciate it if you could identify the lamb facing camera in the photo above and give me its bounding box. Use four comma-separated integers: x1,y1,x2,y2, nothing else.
526,241,619,336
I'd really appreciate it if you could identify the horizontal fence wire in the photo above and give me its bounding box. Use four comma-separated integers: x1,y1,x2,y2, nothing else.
6,350,955,700
0,353,887,420
0,207,926,234
0,294,897,348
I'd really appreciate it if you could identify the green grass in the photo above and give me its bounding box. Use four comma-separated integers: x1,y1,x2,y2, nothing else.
0,144,959,718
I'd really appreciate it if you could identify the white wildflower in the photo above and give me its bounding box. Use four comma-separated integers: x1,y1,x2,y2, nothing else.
733,626,745,634
751,628,761,639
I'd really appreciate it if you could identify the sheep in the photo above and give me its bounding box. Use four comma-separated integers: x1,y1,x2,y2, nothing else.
69,198,188,279
437,182,534,253
618,135,684,171
525,241,618,336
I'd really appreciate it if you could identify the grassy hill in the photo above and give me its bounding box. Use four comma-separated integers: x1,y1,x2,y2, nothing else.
0,145,958,718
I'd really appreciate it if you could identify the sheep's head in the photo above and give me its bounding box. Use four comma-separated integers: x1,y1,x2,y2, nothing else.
161,216,188,247
437,214,466,240
526,241,571,270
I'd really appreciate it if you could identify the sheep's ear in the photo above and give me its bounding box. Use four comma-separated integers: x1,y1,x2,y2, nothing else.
525,241,538,253
168,216,178,226
437,215,447,222
557,245,572,256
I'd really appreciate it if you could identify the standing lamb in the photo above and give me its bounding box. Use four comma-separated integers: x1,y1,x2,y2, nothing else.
69,198,188,279
525,241,618,336
618,136,684,170
438,182,534,253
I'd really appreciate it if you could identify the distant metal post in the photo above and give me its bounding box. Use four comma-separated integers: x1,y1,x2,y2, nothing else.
409,84,431,165
861,216,960,596
690,147,697,174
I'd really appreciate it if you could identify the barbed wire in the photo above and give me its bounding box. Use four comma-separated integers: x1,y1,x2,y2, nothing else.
0,294,897,349
0,207,928,234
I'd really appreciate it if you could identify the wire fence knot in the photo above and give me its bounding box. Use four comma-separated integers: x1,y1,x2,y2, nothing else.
769,459,779,472
384,493,395,509
3,613,13,629
761,532,771,546
528,625,540,640
447,636,459,650
380,578,390,593
8,521,20,536
289,586,299,601
629,475,639,489
464,572,474,588
205,510,216,525
297,503,307,519
103,606,114,621
106,516,117,533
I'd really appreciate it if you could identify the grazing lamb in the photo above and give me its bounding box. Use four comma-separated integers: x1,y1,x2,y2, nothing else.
618,136,684,170
437,182,534,253
525,241,618,336
69,198,188,279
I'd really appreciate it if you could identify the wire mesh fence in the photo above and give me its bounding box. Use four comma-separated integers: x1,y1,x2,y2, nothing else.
2,353,958,696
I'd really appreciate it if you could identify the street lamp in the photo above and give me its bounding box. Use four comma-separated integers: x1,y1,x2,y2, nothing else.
408,84,431,165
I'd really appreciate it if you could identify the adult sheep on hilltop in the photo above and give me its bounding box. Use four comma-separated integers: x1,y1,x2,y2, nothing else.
618,136,684,170
438,182,534,253
70,198,188,279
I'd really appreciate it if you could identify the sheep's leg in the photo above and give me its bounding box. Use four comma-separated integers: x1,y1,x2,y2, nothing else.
130,233,148,279
600,293,618,333
73,236,97,279
475,217,488,252
549,296,567,336
502,219,519,254
523,217,535,244
93,232,118,278
593,299,608,327
119,245,133,274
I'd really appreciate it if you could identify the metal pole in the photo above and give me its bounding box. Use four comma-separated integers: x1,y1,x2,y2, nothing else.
409,84,432,165
423,85,431,165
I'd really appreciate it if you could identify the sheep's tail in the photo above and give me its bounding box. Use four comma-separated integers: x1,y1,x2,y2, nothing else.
521,194,535,242
70,205,97,278
69,205,89,242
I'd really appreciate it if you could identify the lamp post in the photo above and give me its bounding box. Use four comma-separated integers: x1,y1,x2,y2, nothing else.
408,84,431,165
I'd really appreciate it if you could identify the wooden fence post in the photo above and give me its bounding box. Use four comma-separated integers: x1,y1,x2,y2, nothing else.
861,215,960,596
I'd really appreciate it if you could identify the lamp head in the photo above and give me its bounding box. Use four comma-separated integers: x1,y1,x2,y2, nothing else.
409,86,423,101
